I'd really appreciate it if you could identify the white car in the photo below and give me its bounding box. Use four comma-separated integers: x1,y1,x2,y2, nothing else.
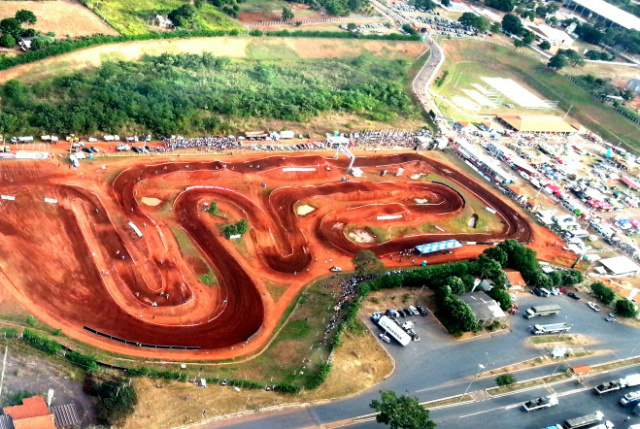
588,302,601,312
379,333,391,343
329,266,342,272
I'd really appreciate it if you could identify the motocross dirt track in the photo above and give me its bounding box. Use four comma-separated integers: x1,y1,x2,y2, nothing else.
0,153,571,360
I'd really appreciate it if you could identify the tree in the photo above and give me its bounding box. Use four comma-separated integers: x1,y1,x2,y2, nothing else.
352,249,384,276
496,373,516,387
0,18,21,37
282,6,294,21
591,282,615,305
402,24,418,36
441,0,451,6
539,40,551,50
615,299,638,318
415,0,437,10
195,0,205,8
563,270,583,285
548,53,567,70
558,49,585,67
91,378,138,425
490,22,501,33
15,10,37,25
501,14,523,36
458,12,490,32
347,22,357,31
168,4,197,27
369,390,436,429
445,276,466,295
488,287,513,312
485,0,514,12
0,33,16,48
207,201,218,215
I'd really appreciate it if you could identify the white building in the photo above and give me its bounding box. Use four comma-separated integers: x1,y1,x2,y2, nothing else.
562,0,640,31
627,78,640,95
526,23,574,47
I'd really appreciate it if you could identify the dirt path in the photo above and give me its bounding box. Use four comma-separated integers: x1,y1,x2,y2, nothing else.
0,153,573,361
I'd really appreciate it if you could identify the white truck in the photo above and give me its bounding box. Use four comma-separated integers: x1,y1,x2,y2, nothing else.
594,374,640,395
525,305,561,319
531,323,571,335
620,391,640,406
69,154,79,168
377,316,412,347
522,395,558,412
563,411,605,429
116,144,130,152
104,135,121,142
10,136,34,143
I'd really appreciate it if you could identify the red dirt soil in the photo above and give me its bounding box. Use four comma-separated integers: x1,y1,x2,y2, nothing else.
0,153,574,361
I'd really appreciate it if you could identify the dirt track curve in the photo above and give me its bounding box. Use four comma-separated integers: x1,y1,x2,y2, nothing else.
0,153,566,360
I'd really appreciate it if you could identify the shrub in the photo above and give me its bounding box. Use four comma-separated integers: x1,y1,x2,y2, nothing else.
1,327,18,339
91,378,138,425
496,373,516,387
26,315,37,327
66,351,98,372
615,299,638,318
22,329,61,355
591,282,615,305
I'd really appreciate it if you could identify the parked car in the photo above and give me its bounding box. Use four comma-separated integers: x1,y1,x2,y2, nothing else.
404,307,415,316
588,302,601,312
409,306,419,316
329,266,342,272
398,309,407,317
416,306,429,316
386,309,400,318
379,333,391,343
568,292,580,300
605,313,616,322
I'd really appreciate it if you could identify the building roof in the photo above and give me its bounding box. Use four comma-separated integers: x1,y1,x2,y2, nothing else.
459,292,506,321
12,416,56,429
569,364,592,375
600,256,640,275
499,115,576,133
3,397,51,421
51,404,81,428
504,269,526,287
567,0,640,31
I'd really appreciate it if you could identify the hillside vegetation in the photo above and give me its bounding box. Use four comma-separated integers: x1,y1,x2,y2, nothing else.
79,0,242,35
0,52,421,135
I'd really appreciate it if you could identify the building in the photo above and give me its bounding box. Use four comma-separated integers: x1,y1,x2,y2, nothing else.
0,396,80,429
627,78,640,95
155,15,173,29
599,256,640,276
504,269,526,288
562,0,640,31
497,115,577,135
526,22,574,47
2,396,56,429
459,292,506,326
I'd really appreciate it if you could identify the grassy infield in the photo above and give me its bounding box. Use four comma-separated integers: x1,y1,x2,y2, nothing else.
434,40,639,148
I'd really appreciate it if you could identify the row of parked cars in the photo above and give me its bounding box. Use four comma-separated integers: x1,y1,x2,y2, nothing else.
386,306,428,318
247,142,326,151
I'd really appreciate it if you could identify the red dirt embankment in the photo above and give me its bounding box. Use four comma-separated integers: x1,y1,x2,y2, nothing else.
0,153,572,360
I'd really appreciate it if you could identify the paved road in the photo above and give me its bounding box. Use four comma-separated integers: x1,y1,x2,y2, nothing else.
204,293,640,429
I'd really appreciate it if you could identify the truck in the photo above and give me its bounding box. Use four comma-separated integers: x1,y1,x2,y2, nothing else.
563,411,604,429
376,315,412,347
10,136,34,143
531,323,571,335
620,391,640,406
69,154,79,168
595,374,640,395
522,395,558,412
525,305,561,319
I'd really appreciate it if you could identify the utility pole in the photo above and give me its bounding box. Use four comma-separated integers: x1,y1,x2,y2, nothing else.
563,104,573,120
0,345,8,399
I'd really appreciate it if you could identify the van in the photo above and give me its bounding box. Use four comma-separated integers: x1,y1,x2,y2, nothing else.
539,288,551,297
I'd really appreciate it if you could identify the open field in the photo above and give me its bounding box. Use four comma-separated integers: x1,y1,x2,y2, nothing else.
122,324,393,429
434,40,640,148
79,0,241,35
238,0,327,22
0,152,573,362
0,36,425,84
0,0,118,38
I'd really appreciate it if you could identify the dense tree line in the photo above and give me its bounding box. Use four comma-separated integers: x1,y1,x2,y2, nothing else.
569,20,640,55
0,52,416,135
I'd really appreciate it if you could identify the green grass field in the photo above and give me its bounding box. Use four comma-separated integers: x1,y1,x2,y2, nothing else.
80,0,242,35
435,40,640,148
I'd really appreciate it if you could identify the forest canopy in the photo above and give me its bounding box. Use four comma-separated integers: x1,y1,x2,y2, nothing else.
0,53,418,136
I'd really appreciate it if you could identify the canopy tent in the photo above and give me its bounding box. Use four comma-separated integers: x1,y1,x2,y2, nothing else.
415,240,462,255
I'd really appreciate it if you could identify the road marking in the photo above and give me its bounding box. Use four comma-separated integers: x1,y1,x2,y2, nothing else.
458,405,506,419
